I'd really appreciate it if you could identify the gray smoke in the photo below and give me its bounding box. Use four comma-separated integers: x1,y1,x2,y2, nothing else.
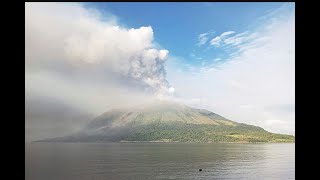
25,2,175,141
26,2,173,95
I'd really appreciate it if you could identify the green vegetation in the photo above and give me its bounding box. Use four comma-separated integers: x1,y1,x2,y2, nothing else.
121,122,294,143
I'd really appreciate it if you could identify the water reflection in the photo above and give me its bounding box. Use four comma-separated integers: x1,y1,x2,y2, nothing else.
25,143,294,180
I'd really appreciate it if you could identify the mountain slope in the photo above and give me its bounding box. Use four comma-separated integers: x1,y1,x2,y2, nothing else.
39,102,295,143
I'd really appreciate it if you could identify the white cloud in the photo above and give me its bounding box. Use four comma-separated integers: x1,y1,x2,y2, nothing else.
167,12,295,135
210,36,221,46
197,31,215,46
223,36,244,46
197,37,208,46
214,58,221,62
209,30,264,51
199,32,208,38
220,31,235,37
210,31,235,47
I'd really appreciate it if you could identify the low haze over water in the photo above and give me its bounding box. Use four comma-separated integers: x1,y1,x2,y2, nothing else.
25,143,294,180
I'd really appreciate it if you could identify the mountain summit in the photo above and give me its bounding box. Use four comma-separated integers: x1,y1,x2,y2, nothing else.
39,102,294,143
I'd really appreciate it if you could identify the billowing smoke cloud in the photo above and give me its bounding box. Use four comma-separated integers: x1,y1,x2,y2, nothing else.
26,2,173,95
25,2,174,141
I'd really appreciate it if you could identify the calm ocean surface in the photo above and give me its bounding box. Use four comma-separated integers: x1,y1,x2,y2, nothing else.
25,143,294,180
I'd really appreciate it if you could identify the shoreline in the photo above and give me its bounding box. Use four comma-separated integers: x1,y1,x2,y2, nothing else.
28,140,295,144
119,141,295,144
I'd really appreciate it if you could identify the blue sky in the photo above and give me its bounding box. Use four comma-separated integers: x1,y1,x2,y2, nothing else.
84,2,293,67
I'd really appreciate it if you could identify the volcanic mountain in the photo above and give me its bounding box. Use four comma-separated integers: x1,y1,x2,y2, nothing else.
39,101,294,143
